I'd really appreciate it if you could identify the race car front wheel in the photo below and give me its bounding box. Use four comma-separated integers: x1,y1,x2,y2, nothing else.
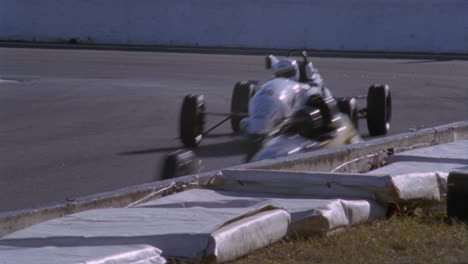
230,80,258,133
366,84,391,136
161,149,200,180
179,94,205,148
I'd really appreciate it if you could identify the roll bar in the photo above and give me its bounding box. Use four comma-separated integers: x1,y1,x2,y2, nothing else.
265,50,309,69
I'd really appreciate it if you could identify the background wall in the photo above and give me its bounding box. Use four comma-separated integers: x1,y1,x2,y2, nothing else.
1,0,467,53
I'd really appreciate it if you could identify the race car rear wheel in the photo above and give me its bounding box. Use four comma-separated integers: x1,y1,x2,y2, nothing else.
366,84,391,136
230,80,258,133
161,149,199,180
338,97,359,130
180,94,205,148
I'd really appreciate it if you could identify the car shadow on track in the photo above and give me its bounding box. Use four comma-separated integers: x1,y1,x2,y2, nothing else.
193,137,250,158
118,133,246,157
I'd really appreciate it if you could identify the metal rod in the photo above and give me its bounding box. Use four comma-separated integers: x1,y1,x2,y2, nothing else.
203,116,231,136
204,112,230,117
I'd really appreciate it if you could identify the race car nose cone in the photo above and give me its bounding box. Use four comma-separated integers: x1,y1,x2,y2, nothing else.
247,117,272,135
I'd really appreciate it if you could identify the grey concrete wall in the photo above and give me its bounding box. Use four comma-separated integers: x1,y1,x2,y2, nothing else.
1,0,467,53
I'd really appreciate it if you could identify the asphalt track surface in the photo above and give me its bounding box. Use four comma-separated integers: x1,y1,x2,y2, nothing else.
1,47,467,213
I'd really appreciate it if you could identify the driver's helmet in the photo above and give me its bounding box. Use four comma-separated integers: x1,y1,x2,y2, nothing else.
288,106,324,139
272,59,299,82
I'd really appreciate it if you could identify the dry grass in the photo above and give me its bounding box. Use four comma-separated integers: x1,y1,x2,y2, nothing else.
228,213,468,264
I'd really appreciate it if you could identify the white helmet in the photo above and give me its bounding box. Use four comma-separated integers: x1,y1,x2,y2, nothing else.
272,59,299,82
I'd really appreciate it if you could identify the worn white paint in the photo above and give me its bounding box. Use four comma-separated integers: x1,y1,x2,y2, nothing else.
1,0,467,53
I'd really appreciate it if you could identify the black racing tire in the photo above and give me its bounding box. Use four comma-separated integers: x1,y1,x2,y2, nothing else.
447,171,468,222
338,97,359,130
230,81,258,133
366,84,391,136
179,94,205,148
161,149,198,180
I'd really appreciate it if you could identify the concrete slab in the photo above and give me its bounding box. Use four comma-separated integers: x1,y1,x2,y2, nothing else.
136,188,386,236
369,140,468,175
0,206,289,262
0,244,166,264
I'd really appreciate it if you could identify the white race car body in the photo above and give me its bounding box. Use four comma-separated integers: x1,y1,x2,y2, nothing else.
250,134,321,161
241,78,323,136
250,114,362,162
168,50,391,178
238,76,362,162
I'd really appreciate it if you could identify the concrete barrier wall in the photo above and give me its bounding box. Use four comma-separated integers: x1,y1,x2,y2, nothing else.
1,120,467,237
242,120,468,172
1,0,467,53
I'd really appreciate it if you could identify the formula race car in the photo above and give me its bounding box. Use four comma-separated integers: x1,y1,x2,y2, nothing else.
162,50,391,178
